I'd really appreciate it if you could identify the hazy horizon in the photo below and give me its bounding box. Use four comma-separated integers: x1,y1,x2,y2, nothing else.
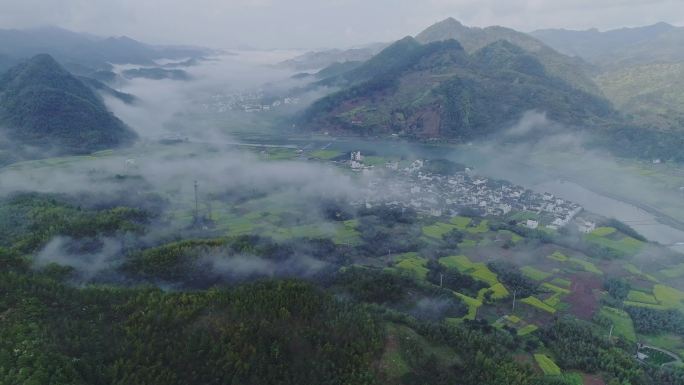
1,0,683,50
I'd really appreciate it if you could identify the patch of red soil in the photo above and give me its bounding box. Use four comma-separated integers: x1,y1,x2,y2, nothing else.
566,272,603,320
582,373,605,385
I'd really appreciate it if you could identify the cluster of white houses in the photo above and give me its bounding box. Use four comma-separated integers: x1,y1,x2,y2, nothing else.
349,152,582,229
200,91,300,113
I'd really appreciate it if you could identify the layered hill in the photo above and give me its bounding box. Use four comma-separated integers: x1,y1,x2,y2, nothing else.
0,54,136,156
416,18,600,95
533,23,684,131
532,22,684,68
302,37,614,140
0,27,213,75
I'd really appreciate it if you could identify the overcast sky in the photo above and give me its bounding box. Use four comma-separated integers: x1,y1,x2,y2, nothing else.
1,0,682,49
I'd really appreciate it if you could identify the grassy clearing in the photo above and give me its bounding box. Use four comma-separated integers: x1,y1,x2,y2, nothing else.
627,290,659,305
394,253,429,280
624,301,668,310
498,230,523,243
260,148,300,160
568,258,603,275
541,283,570,309
551,278,572,288
466,220,489,234
653,284,684,310
266,224,333,241
333,219,361,245
509,211,540,222
586,233,644,255
548,251,568,262
542,283,570,295
534,354,561,375
488,283,510,300
439,255,499,287
600,306,637,342
591,227,617,236
641,334,684,359
522,297,557,314
450,216,472,229
661,263,684,279
452,292,483,320
518,324,539,336
559,373,583,385
521,266,552,281
624,263,659,282
458,239,477,248
422,222,456,239
310,149,342,160
363,156,386,166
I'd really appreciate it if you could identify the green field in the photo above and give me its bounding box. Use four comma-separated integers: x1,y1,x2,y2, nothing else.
522,296,557,314
627,290,659,305
568,258,603,275
452,291,483,321
310,149,342,160
517,324,539,336
586,232,644,255
599,306,637,342
333,219,361,245
439,255,499,286
641,334,684,360
624,263,659,282
394,253,429,280
661,263,684,279
548,251,568,262
591,227,617,236
522,266,552,281
422,222,457,239
551,278,572,288
450,216,472,229
653,285,684,311
534,354,561,375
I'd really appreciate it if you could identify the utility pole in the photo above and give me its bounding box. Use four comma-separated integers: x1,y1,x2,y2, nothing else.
512,289,517,313
608,324,614,341
193,180,199,224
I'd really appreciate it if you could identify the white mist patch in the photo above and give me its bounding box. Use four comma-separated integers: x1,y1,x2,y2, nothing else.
202,253,326,278
34,236,123,279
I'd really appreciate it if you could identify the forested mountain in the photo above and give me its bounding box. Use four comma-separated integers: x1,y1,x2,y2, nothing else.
533,23,684,132
302,37,614,140
531,22,684,68
416,18,600,95
0,54,136,156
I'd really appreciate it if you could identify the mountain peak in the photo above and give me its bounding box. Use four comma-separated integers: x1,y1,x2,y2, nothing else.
437,17,464,27
25,53,62,68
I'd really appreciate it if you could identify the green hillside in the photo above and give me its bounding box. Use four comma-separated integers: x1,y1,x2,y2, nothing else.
303,38,614,140
0,54,136,157
596,62,684,130
416,18,600,95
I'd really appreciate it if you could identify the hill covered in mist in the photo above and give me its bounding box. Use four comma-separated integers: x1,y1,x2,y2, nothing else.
0,26,214,78
0,54,136,160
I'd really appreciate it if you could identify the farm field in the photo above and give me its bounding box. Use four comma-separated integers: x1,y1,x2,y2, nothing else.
534,354,561,375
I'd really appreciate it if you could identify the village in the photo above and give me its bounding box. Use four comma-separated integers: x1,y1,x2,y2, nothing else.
200,90,300,113
346,151,583,230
